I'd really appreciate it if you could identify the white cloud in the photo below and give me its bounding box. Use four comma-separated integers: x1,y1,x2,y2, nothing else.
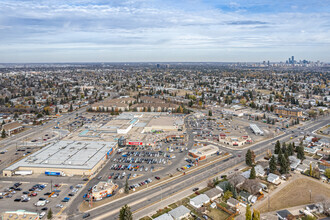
0,0,329,62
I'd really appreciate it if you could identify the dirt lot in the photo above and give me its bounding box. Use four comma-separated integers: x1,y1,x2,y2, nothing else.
258,177,330,213
207,208,230,220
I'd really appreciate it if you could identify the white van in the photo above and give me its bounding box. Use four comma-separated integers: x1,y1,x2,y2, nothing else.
39,212,46,219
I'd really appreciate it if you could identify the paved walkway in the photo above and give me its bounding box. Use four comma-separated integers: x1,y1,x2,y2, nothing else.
133,181,208,219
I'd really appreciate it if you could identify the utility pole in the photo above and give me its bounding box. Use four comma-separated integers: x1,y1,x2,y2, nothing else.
268,193,270,212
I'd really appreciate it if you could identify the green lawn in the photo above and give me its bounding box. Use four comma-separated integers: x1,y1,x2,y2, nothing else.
169,203,178,209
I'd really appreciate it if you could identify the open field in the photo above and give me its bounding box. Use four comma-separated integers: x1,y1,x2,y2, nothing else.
258,177,330,213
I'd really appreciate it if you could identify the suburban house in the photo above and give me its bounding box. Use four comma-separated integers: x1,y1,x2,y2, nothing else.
276,209,293,220
189,194,210,209
288,156,301,169
254,165,266,176
228,173,246,188
267,173,280,184
168,205,190,220
240,179,263,195
227,198,240,208
296,164,308,172
241,165,265,178
216,181,229,193
2,121,23,136
154,213,174,220
317,147,330,158
204,188,222,201
239,191,251,203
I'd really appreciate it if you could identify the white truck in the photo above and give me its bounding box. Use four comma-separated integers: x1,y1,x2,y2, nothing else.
14,170,33,176
35,200,47,207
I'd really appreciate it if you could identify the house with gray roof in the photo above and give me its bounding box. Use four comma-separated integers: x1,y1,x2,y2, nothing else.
228,173,246,188
239,191,251,203
154,213,174,220
204,188,222,201
189,194,210,209
227,197,240,208
276,209,292,220
267,173,280,184
288,155,301,169
168,205,190,220
216,181,229,193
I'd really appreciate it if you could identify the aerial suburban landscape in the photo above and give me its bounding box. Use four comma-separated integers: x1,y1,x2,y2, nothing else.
0,1,329,220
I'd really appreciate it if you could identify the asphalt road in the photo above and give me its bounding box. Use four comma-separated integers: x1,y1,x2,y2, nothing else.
67,116,329,220
0,107,87,151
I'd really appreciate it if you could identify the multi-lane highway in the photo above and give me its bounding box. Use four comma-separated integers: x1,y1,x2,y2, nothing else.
66,116,329,220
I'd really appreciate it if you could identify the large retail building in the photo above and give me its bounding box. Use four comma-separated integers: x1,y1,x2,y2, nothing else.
3,140,116,177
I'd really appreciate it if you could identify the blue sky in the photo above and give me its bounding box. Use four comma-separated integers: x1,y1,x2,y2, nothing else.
0,0,329,62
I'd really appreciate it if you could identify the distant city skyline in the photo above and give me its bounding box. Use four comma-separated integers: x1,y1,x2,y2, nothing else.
0,0,329,63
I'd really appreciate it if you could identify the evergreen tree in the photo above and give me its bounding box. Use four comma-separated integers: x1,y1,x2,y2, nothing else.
277,150,283,165
281,142,287,154
269,155,277,173
287,143,294,156
246,205,252,220
280,157,289,174
284,150,289,162
297,145,306,160
119,204,133,220
69,103,73,112
1,129,6,138
274,140,281,154
250,166,256,179
47,209,53,219
245,149,253,166
233,187,238,199
208,110,212,116
309,163,313,176
124,179,129,194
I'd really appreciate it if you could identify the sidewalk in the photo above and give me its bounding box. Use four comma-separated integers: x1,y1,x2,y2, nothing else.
133,181,208,219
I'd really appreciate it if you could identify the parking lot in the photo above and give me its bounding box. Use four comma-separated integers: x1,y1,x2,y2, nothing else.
100,137,192,189
0,180,84,218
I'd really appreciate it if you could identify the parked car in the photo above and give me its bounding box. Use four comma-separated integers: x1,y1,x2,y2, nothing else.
82,213,90,218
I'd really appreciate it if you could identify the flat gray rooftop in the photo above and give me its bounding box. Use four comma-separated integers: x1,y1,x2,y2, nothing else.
6,140,116,171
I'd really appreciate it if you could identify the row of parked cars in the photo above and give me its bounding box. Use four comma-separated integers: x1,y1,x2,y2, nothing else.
115,157,167,164
129,178,154,190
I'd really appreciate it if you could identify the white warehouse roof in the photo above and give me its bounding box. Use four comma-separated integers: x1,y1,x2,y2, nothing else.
5,140,116,171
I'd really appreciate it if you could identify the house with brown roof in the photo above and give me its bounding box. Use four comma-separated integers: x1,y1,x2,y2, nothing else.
2,121,23,136
130,103,178,112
